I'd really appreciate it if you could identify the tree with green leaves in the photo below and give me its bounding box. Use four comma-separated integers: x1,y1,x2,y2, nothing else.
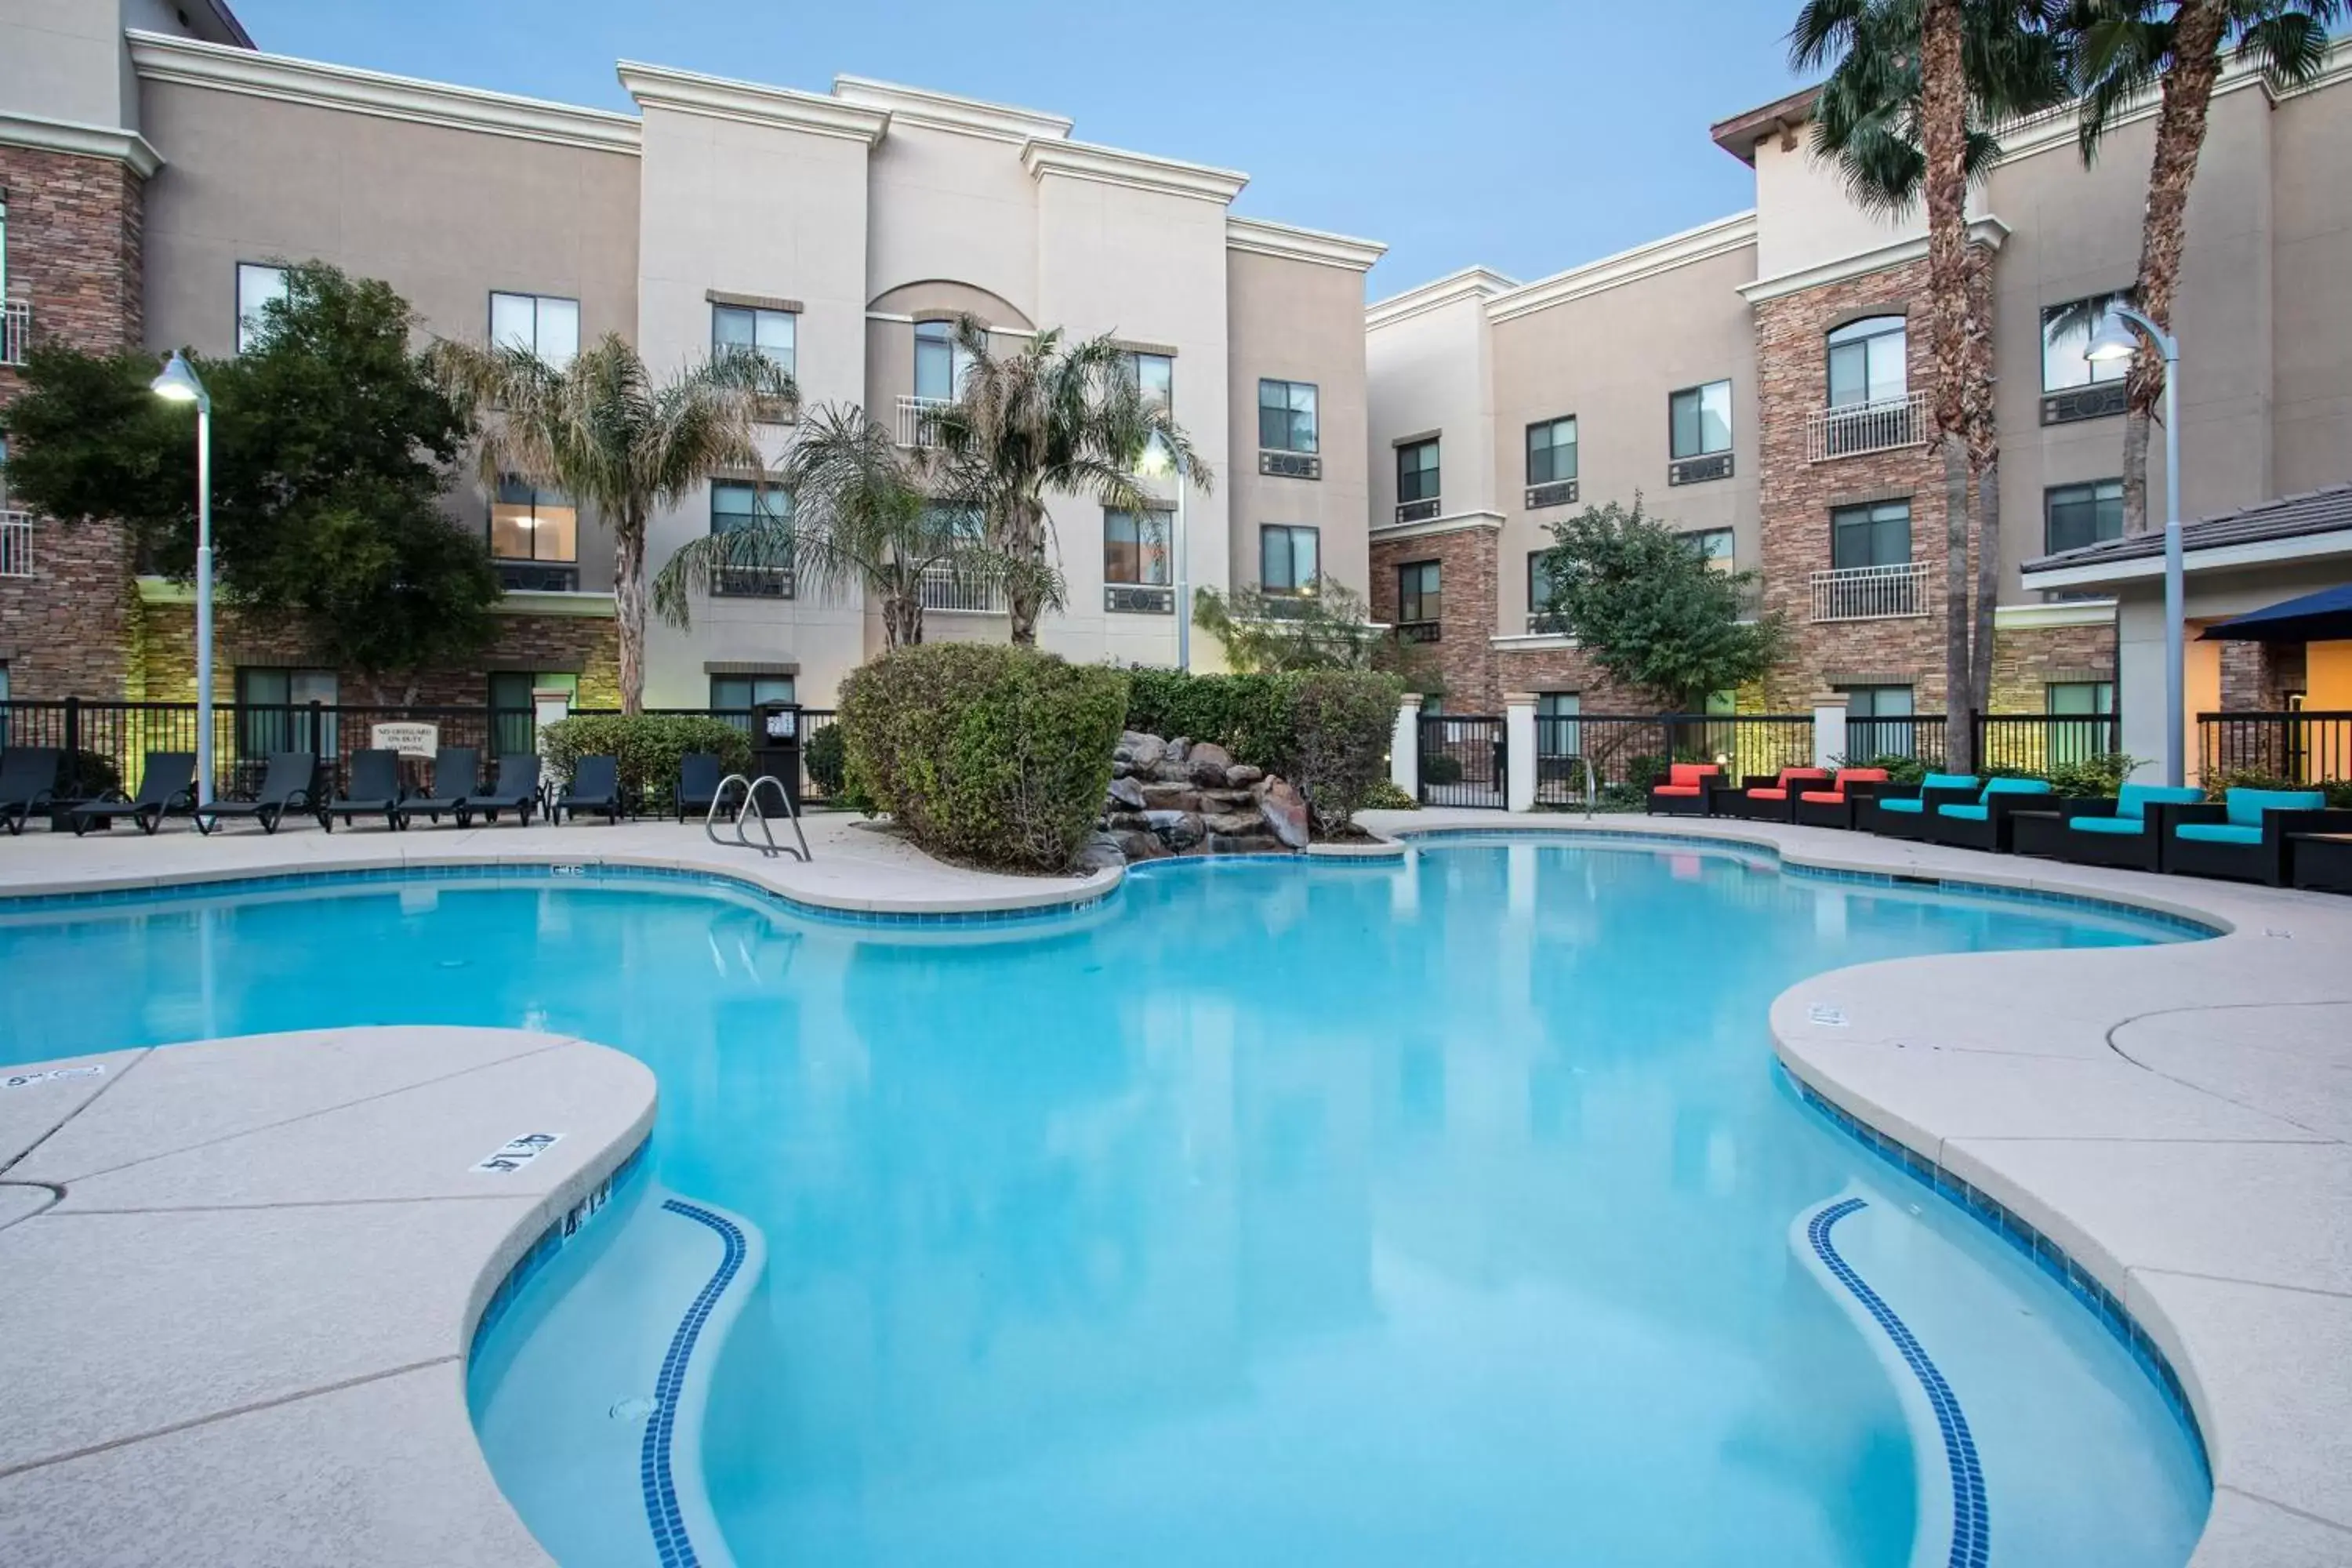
2070,0,2342,535
427,333,789,713
1791,0,2071,768
1192,574,1443,693
1532,499,1788,710
921,317,1209,645
0,260,501,691
652,402,1008,649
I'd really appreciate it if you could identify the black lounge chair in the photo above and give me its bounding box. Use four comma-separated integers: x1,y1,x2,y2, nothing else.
2011,783,2206,873
1920,776,2056,853
460,754,541,827
323,749,405,832
194,751,320,835
0,747,64,836
554,754,623,825
674,751,724,822
1867,772,1980,840
69,752,196,836
2162,788,2352,886
393,746,481,827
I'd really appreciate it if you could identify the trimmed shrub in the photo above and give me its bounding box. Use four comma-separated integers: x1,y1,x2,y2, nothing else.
2204,766,2352,809
1360,777,1417,811
1123,669,1294,768
1288,670,1403,831
841,644,1128,873
803,721,848,796
541,713,750,804
1422,753,1465,786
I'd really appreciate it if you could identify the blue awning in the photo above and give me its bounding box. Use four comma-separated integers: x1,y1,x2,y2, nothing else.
2199,583,2352,643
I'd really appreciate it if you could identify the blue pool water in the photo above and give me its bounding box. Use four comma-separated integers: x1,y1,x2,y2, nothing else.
0,839,2212,1566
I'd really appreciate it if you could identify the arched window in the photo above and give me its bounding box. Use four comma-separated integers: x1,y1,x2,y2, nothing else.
1826,315,1907,408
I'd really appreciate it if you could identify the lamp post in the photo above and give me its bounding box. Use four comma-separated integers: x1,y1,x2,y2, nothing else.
151,352,215,807
2085,306,2183,786
1141,435,1190,671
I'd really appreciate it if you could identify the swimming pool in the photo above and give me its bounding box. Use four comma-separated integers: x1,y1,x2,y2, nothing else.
0,838,2212,1566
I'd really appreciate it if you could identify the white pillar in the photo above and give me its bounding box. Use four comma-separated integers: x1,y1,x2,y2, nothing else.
1391,692,1423,798
1504,691,1537,813
531,684,573,765
1812,692,1849,771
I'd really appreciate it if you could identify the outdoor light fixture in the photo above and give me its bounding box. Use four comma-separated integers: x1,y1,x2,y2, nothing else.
151,351,216,808
2081,306,2186,787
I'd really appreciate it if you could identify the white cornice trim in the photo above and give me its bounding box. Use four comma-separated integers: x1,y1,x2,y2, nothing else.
1366,267,1521,332
0,111,164,178
2023,528,2352,589
1225,216,1387,272
1737,216,2011,305
1020,138,1248,204
1370,509,1505,542
619,61,887,145
1994,598,2117,630
831,74,1070,144
128,31,641,154
1487,212,1758,324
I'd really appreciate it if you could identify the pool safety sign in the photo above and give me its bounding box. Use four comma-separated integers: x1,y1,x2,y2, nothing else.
2,1063,106,1091
370,721,441,759
474,1132,564,1174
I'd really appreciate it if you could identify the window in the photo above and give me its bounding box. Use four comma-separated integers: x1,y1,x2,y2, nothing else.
914,320,978,401
710,674,795,712
1260,524,1319,593
1670,380,1733,459
1258,379,1318,453
1397,559,1441,627
710,479,793,597
1105,508,1172,586
1686,528,1735,572
713,303,796,380
1528,551,1563,627
1537,691,1581,757
2048,680,2114,717
1826,316,1907,407
490,291,580,370
236,263,289,354
1841,684,1916,758
489,672,576,757
1121,350,1173,412
490,478,577,564
2047,679,2115,766
2042,296,2129,392
1397,438,1440,504
1526,416,1577,485
2044,479,2124,554
1831,500,1911,570
234,666,336,757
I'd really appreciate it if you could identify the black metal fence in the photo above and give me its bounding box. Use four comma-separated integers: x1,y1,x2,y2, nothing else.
1532,713,1816,805
1844,714,1950,768
1418,713,1505,807
2199,710,2352,786
1978,712,2118,774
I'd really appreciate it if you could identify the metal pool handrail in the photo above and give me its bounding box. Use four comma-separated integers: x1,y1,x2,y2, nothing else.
703,772,811,862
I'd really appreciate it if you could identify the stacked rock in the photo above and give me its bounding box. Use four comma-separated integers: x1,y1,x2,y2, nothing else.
1087,731,1312,865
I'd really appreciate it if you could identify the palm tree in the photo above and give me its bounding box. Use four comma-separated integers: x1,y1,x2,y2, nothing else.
922,317,1211,645
651,403,1007,648
2069,0,2342,533
429,333,788,713
1793,0,2071,767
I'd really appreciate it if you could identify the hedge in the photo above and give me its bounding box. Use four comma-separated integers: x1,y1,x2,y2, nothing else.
1287,670,1404,830
1122,669,1294,768
840,644,1128,873
540,714,751,803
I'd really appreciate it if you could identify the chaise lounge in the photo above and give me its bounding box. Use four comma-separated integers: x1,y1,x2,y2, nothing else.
1866,772,1980,840
323,750,405,833
193,751,320,835
1646,762,1722,817
1922,775,2056,853
67,752,196,836
392,746,481,828
674,751,724,822
1790,768,1890,830
554,755,624,825
459,754,542,827
0,747,64,835
1719,767,1830,822
2011,782,2206,872
2163,787,2352,886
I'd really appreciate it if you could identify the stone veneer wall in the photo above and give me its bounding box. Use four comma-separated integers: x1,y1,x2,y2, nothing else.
0,146,149,699
2219,639,2303,711
1986,622,2118,713
1370,524,1499,708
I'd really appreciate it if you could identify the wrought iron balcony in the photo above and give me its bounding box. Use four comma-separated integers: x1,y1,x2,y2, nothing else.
918,564,1004,613
0,510,30,577
895,394,950,448
1806,392,1929,463
1810,560,1929,622
2,301,28,367
494,561,579,593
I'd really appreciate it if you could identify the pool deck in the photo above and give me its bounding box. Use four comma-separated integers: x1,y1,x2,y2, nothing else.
2,807,2348,1564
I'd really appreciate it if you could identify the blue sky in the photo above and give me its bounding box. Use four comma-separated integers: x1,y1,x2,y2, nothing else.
229,0,1810,299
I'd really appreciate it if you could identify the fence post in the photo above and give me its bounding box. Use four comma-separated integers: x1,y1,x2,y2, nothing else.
62,695,81,795
1390,692,1422,800
530,684,574,766
1812,691,1849,771
1504,692,1537,813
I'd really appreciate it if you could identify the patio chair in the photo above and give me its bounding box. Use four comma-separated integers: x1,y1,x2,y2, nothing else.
392,746,481,828
459,753,542,827
674,751,724,822
1922,775,2056,853
322,749,405,833
68,752,196,837
193,752,321,835
554,754,623,825
1645,762,1722,817
1790,768,1891,830
0,747,64,836
2011,782,2205,873
1867,772,1980,840
2162,788,2352,886
1719,767,1831,822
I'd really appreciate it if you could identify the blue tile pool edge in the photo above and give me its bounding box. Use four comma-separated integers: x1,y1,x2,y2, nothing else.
641,1200,748,1568
1787,1066,2212,1475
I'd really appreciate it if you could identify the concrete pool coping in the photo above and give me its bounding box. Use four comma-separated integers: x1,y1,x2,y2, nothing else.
0,809,2346,1563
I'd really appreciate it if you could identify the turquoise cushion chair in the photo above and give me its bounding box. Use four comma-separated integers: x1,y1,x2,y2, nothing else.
1876,771,1976,816
2071,782,2205,836
1937,776,2055,822
2176,787,2325,846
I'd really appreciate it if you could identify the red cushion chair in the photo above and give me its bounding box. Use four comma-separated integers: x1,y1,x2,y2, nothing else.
1646,762,1722,817
1726,767,1830,822
1791,768,1893,830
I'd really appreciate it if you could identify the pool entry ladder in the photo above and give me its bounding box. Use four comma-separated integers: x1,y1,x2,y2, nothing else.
705,772,811,862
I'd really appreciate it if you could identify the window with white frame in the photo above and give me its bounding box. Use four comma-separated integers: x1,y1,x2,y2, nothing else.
1260,524,1319,593
1121,350,1172,412
1258,379,1318,452
490,291,580,369
1826,316,1907,407
1670,380,1733,459
914,320,979,402
713,303,795,381
1105,508,1172,586
236,262,290,354
1526,416,1577,485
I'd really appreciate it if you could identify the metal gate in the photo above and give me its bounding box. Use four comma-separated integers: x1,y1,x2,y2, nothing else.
1418,713,1507,808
